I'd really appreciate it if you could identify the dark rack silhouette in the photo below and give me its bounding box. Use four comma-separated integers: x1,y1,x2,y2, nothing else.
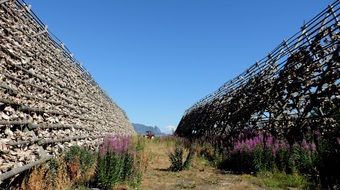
176,0,339,149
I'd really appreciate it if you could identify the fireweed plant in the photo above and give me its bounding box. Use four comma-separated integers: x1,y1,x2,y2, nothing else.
220,133,314,174
96,135,144,189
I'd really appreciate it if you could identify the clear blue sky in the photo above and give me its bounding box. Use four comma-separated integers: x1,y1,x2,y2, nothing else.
27,0,333,133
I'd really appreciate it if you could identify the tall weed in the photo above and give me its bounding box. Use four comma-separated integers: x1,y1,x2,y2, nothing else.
96,134,145,189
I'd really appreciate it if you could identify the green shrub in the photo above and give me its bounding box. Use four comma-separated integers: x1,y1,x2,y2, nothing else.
96,135,145,189
168,146,195,172
96,151,144,189
129,162,143,188
253,147,275,172
197,142,222,166
275,148,290,172
64,146,96,173
121,153,134,181
48,158,59,176
221,144,317,175
183,150,195,170
289,144,316,175
96,153,125,189
169,146,184,172
218,134,319,176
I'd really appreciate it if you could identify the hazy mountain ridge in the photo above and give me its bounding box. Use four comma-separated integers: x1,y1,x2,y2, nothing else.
132,123,166,136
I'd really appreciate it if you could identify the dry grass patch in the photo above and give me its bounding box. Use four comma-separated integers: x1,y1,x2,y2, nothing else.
20,146,97,190
22,159,72,190
140,137,265,190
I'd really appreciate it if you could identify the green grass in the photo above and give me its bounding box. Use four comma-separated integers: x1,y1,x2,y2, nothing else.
257,171,310,189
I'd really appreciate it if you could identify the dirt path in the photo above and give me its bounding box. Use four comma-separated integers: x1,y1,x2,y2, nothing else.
140,140,265,190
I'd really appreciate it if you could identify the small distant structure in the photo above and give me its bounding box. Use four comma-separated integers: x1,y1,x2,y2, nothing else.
144,131,155,139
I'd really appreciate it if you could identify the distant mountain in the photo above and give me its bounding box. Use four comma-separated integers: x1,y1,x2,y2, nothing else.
132,123,166,136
